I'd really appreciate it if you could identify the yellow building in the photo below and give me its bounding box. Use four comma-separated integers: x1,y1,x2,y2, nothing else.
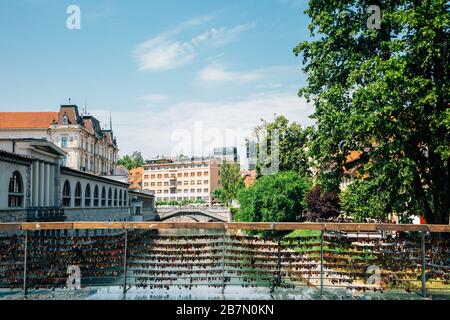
142,158,222,204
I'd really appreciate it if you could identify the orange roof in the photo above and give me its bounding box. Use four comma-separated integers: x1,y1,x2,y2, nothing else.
0,112,58,129
129,167,143,189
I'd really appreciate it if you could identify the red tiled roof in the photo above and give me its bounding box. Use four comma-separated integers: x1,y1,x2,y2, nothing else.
83,118,94,134
0,112,58,129
57,106,81,125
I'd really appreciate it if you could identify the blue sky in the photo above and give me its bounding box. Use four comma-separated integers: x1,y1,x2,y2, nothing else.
0,0,315,159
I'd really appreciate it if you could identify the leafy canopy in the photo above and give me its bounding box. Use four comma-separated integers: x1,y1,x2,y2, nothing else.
236,171,312,234
295,0,449,223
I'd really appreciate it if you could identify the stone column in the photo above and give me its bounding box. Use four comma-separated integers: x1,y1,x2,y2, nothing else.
49,164,55,207
44,163,50,206
32,162,39,207
39,161,45,207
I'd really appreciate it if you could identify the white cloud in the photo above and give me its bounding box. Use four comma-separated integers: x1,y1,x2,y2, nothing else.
133,18,254,71
94,92,315,160
196,64,264,83
139,94,168,105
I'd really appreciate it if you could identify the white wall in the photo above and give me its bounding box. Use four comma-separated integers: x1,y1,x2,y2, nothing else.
0,160,30,210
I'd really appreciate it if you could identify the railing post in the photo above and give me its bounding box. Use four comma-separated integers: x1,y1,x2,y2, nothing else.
122,229,128,296
221,228,226,297
320,229,324,296
23,230,28,296
421,231,427,298
276,239,282,286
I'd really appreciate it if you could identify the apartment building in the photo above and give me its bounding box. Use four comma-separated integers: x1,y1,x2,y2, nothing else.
0,105,119,176
142,158,222,204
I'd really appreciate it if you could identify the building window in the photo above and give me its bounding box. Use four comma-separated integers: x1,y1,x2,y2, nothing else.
119,190,122,206
62,180,71,207
108,188,112,206
8,171,23,208
85,184,91,207
101,187,106,206
123,191,127,206
93,185,99,207
114,189,118,206
61,137,68,148
74,182,82,207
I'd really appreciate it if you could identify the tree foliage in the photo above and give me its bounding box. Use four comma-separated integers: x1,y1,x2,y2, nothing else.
253,115,314,178
341,179,392,223
295,0,449,223
219,160,245,206
235,171,312,229
117,151,144,170
305,185,341,221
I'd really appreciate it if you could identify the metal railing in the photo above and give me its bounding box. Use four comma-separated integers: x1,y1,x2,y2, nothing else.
0,222,449,299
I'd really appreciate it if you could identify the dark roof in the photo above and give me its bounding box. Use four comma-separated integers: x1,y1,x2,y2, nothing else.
0,149,34,164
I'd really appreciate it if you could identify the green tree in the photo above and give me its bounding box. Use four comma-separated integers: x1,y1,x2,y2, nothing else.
235,171,312,232
253,116,314,177
117,151,144,170
341,179,392,223
219,160,244,206
295,0,449,223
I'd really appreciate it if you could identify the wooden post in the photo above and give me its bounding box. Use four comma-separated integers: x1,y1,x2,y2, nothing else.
320,229,324,296
421,231,427,298
23,230,28,296
122,230,128,296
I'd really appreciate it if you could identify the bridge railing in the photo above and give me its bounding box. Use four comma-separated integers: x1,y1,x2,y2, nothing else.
0,222,449,299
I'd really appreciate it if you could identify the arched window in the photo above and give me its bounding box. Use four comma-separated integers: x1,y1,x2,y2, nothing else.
74,182,82,207
119,190,123,206
85,184,91,207
101,186,106,206
108,188,112,206
62,180,71,207
123,191,127,206
8,171,23,208
114,189,118,206
93,185,99,207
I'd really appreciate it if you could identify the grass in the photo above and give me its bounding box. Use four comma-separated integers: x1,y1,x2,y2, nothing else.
285,230,321,238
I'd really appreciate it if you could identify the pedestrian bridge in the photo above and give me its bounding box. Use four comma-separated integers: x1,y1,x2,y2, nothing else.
156,206,230,222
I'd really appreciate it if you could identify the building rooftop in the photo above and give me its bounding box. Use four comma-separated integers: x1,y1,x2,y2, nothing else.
0,149,35,163
0,112,59,129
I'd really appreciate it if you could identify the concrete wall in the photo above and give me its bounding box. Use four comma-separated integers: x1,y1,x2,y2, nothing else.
0,129,50,141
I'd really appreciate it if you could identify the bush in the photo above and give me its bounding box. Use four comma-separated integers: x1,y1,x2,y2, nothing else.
235,171,311,235
305,185,341,221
